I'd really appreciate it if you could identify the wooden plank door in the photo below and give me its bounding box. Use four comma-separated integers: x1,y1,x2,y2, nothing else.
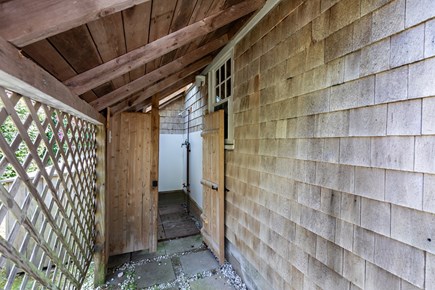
107,112,157,255
201,110,225,264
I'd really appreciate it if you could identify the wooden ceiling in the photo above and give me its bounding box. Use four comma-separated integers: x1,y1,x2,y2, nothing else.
0,0,265,114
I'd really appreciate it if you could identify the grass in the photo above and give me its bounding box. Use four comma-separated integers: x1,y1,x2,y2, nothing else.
0,268,32,290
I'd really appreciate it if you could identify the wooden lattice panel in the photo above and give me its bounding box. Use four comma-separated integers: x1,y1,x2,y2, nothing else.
0,87,98,289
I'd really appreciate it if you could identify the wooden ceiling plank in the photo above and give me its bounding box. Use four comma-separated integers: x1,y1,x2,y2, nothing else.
22,40,77,81
49,25,116,97
87,12,129,89
178,0,227,59
146,0,178,74
0,36,104,124
174,0,215,59
81,91,99,103
22,39,101,102
49,26,104,74
64,0,265,95
122,2,152,81
0,0,151,47
91,34,228,111
160,0,198,66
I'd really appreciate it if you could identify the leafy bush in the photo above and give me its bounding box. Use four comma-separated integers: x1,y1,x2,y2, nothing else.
0,98,59,179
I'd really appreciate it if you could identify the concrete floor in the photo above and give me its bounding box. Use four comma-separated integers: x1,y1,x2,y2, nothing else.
105,235,237,289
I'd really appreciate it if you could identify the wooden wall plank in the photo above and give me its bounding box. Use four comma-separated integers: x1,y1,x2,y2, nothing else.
107,113,122,253
0,36,104,124
94,124,107,287
108,112,152,255
64,0,265,95
201,110,225,264
149,95,160,252
0,0,151,47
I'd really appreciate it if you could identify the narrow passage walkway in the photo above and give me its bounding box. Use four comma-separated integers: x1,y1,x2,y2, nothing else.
103,235,243,289
158,191,200,241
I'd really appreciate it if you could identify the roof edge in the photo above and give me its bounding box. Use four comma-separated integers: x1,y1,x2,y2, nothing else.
202,0,282,74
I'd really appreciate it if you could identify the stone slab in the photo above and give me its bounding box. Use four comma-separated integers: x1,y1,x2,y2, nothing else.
163,234,204,255
135,259,176,288
180,250,219,276
190,275,235,290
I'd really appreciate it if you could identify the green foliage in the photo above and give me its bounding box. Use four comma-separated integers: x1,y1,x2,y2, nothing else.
0,269,29,290
0,99,56,179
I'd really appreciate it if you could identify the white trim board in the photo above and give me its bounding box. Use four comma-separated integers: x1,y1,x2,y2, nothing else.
202,0,282,74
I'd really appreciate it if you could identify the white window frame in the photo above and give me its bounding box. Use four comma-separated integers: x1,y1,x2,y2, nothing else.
208,49,234,149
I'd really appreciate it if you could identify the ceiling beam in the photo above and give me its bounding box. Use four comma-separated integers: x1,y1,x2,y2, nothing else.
91,34,228,111
0,0,151,47
129,57,211,108
64,0,265,95
113,74,196,115
139,76,196,113
0,36,104,124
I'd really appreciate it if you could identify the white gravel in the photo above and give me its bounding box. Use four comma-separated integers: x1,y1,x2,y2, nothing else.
87,238,247,290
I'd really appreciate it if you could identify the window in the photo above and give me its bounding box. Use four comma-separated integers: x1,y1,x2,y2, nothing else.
209,51,234,149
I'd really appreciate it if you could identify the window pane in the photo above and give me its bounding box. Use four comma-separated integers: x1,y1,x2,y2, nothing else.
215,85,220,103
226,59,231,78
220,64,225,82
215,102,228,140
221,83,226,99
226,78,232,97
215,69,220,84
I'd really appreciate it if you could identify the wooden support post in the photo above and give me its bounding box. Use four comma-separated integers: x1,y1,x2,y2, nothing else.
149,94,160,252
94,123,107,286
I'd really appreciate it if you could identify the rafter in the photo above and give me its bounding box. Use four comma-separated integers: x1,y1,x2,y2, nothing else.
112,75,196,115
130,57,211,107
91,34,228,111
0,36,104,124
0,0,151,47
131,76,196,113
64,0,265,95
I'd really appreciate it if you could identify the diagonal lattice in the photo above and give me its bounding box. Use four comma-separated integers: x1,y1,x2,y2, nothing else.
0,87,98,289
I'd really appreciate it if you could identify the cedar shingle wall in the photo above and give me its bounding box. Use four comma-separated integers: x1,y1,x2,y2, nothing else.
160,96,185,134
226,0,435,289
184,84,208,132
